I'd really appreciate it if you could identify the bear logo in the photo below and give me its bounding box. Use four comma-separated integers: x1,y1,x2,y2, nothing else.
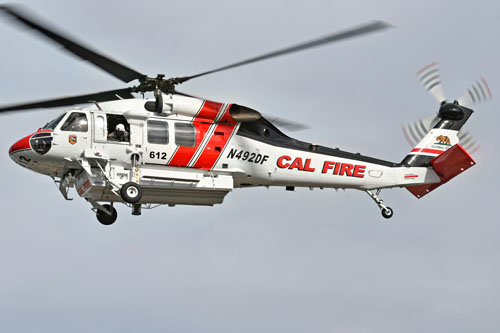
435,135,451,145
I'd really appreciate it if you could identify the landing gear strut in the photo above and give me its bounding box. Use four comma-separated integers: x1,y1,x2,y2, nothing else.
120,154,143,204
365,190,393,219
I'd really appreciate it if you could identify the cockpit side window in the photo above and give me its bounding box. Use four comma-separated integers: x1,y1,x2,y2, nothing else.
42,113,66,130
60,112,88,132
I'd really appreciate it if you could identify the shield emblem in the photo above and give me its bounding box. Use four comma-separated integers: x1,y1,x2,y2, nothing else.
69,134,77,145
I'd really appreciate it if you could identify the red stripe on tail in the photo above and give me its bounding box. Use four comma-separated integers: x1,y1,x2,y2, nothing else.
411,148,445,155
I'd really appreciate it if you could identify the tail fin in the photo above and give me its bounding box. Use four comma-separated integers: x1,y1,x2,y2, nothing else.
401,103,473,167
406,144,475,198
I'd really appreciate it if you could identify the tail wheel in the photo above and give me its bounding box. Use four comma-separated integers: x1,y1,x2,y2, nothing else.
381,207,393,219
96,204,117,225
121,182,142,204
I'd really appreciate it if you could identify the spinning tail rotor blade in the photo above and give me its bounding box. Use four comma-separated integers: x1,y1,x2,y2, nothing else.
416,62,446,103
402,114,438,147
457,78,492,107
0,88,134,112
402,114,478,153
0,4,146,83
457,130,479,154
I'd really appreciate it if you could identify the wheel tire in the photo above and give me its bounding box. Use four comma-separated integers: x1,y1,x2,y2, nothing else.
381,207,394,219
96,204,117,225
120,182,142,204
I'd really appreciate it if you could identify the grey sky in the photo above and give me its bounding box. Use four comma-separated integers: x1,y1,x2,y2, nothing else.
0,0,499,332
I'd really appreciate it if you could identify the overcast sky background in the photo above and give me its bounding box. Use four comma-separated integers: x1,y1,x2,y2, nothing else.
0,0,499,332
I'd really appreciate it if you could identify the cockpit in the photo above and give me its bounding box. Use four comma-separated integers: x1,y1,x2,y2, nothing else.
60,112,88,132
42,113,66,130
41,111,89,132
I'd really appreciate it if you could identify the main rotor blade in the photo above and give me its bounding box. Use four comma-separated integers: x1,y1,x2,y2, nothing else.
0,4,146,83
0,88,134,112
265,115,310,132
180,21,392,82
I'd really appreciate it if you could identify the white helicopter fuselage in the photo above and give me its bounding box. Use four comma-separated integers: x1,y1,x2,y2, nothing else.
0,5,478,223
9,94,439,208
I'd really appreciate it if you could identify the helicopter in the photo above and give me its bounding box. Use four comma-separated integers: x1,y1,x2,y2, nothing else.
0,5,482,225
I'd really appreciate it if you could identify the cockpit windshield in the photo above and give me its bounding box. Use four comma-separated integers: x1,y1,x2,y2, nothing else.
42,113,66,130
60,112,88,132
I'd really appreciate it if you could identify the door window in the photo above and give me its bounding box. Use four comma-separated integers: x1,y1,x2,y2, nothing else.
175,123,196,147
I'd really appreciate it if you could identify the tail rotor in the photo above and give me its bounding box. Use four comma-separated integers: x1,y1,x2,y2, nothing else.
403,63,491,154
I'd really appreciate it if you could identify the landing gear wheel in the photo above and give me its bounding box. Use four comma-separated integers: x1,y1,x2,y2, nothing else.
96,204,117,225
381,207,393,219
120,182,142,204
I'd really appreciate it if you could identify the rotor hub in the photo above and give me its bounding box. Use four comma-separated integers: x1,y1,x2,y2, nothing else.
438,101,465,121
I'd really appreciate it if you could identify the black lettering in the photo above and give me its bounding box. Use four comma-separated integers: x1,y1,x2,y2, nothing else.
227,148,237,159
19,156,31,163
227,150,270,164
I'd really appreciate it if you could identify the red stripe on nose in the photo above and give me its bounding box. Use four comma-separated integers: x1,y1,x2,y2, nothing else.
9,134,32,154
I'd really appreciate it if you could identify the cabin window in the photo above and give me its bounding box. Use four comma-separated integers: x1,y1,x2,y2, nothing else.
147,120,169,145
60,112,88,132
175,123,196,147
107,114,130,142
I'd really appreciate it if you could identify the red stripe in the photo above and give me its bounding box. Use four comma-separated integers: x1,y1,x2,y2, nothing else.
196,100,222,121
168,122,211,166
411,148,444,155
168,101,223,167
193,105,237,170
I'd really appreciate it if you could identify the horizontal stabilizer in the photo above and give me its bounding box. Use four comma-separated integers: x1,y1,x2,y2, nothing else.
406,144,475,198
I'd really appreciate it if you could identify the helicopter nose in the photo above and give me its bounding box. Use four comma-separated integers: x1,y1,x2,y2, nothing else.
9,131,54,167
9,134,32,156
9,134,35,167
